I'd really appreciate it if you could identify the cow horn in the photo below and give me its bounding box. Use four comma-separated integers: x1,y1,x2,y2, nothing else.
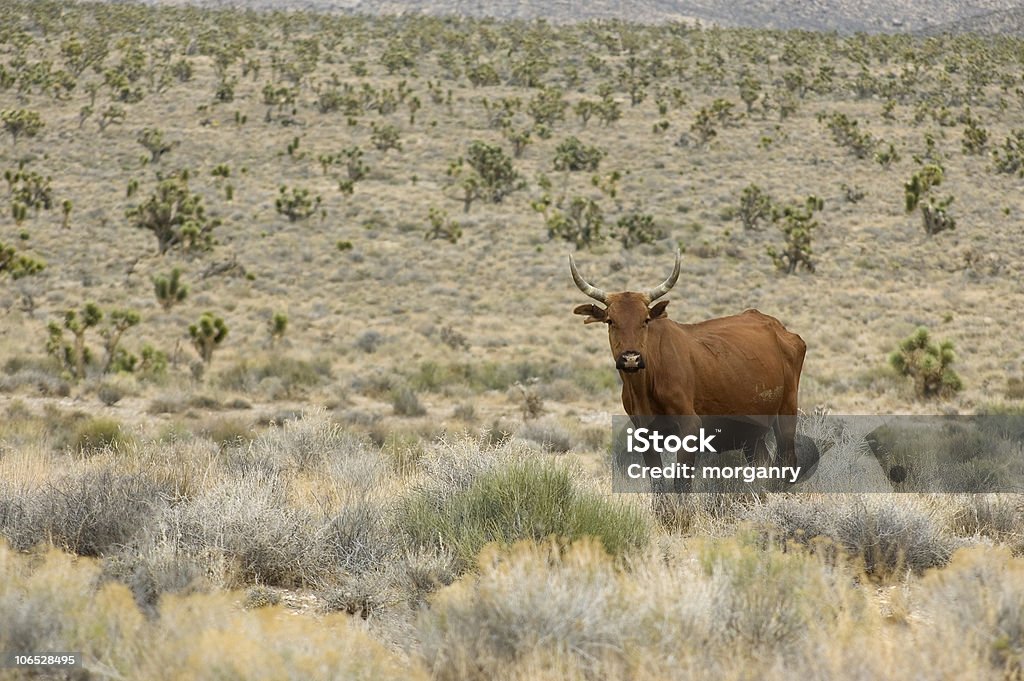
569,254,608,304
644,251,682,302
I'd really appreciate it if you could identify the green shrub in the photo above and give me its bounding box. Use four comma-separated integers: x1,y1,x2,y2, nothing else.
767,195,822,274
399,458,647,571
0,240,44,279
552,136,605,172
217,356,329,396
889,327,963,399
446,140,523,212
275,185,321,222
70,417,130,454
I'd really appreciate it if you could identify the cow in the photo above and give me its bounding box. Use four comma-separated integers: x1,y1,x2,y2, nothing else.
570,251,816,490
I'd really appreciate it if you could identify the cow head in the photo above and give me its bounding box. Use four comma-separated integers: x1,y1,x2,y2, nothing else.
570,252,681,373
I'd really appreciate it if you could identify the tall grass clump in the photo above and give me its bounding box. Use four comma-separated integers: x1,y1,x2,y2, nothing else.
68,416,131,454
399,454,647,571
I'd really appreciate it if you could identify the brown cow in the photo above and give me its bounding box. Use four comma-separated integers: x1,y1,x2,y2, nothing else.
570,251,813,489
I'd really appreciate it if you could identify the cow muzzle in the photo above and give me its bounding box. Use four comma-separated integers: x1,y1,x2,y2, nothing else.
616,351,645,372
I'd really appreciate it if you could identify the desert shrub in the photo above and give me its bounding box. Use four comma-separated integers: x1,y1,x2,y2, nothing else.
0,240,45,280
944,494,1023,548
0,543,424,681
171,469,332,588
0,367,70,397
889,326,962,399
275,185,321,221
391,385,427,417
398,457,647,571
216,356,329,396
748,495,955,578
318,434,402,573
920,547,1024,677
417,541,636,681
552,136,605,172
355,330,384,353
990,128,1024,176
69,416,130,454
197,416,255,448
1,108,44,145
230,409,361,474
614,211,663,248
417,534,850,681
821,111,876,158
542,195,605,248
101,535,211,614
698,532,838,648
517,418,574,454
31,467,168,556
425,206,462,243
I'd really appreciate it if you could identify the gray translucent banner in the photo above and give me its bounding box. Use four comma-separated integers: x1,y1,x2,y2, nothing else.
610,414,1024,494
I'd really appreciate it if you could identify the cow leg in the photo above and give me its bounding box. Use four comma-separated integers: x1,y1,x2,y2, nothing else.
641,447,669,494
743,436,770,466
672,414,702,494
772,412,798,469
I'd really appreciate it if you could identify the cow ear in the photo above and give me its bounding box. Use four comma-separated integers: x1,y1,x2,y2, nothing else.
649,300,670,319
573,304,607,324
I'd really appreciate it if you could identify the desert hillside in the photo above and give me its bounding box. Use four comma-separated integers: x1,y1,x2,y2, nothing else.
131,0,1024,32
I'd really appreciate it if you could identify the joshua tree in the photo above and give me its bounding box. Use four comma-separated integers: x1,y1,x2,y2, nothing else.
767,195,822,274
905,164,955,236
189,312,228,365
0,241,44,279
1,109,44,146
889,327,962,399
127,171,219,254
153,268,188,310
268,312,288,347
